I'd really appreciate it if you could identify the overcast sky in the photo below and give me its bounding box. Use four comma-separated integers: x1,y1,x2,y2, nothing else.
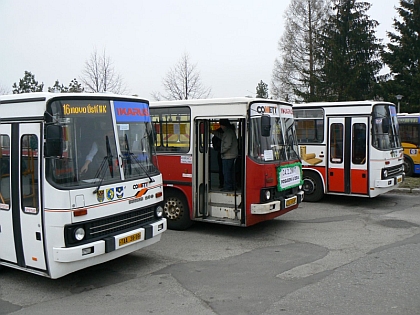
0,0,400,98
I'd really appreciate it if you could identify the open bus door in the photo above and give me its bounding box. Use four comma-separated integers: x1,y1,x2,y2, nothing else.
194,118,245,225
195,119,210,219
327,117,368,195
0,123,46,271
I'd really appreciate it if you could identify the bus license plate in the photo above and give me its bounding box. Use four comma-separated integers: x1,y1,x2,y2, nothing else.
397,176,403,183
119,232,141,246
285,196,297,207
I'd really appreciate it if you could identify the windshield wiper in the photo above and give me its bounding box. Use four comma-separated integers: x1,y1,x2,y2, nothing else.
123,134,155,183
281,143,301,162
93,136,114,194
122,134,132,176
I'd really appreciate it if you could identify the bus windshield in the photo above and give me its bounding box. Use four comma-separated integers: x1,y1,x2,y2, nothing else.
250,114,299,162
372,104,401,150
117,119,158,180
46,98,159,188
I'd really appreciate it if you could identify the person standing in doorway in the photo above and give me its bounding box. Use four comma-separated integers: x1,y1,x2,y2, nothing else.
212,125,224,188
212,119,238,191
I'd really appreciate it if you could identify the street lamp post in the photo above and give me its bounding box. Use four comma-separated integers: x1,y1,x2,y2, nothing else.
396,95,403,113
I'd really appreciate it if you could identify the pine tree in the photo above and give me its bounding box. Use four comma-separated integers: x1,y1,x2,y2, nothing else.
316,0,382,101
256,80,269,98
48,80,68,93
382,0,420,110
68,79,84,93
47,78,84,93
12,71,44,94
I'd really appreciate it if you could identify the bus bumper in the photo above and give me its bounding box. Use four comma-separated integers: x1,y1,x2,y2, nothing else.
375,174,404,188
53,219,167,263
251,191,304,214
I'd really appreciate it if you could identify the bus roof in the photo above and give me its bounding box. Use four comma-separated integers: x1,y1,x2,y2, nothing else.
0,92,148,103
293,100,395,108
0,92,149,120
150,97,292,107
293,100,397,116
397,113,420,116
397,113,420,124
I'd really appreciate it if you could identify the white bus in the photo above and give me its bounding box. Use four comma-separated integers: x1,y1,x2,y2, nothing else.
0,93,166,278
294,101,404,201
150,98,304,230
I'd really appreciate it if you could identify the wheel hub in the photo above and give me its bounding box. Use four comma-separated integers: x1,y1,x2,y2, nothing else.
164,198,182,220
303,178,315,194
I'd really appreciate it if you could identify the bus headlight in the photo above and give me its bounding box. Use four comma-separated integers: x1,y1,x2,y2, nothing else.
74,227,85,241
155,205,164,218
260,188,273,203
382,169,388,179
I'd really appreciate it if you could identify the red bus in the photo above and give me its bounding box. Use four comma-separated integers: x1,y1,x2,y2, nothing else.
150,98,304,230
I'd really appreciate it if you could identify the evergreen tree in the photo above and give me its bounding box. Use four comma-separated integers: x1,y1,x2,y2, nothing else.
256,80,269,98
48,80,68,93
47,78,84,93
316,0,382,101
68,78,84,93
382,0,420,110
12,71,44,94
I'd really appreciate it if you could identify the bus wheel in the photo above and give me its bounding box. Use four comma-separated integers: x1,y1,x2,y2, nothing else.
403,155,414,177
302,172,324,202
163,190,192,230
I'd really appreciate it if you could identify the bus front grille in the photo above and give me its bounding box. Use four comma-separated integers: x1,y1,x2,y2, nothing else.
89,208,155,237
382,164,404,179
64,207,156,247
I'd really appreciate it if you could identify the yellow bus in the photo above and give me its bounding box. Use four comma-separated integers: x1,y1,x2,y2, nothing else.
397,113,420,176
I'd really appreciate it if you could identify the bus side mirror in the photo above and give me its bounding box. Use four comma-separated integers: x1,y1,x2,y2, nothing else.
382,119,390,133
45,125,63,157
261,115,271,137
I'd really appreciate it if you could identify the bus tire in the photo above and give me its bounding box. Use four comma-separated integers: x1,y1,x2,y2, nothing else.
302,171,324,202
403,155,414,177
163,190,192,230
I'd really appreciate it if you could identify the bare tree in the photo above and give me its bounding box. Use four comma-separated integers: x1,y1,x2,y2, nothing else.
0,84,9,95
153,53,211,100
272,0,330,102
80,48,128,94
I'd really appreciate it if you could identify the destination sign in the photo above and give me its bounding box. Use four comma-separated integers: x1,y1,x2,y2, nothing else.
114,100,151,123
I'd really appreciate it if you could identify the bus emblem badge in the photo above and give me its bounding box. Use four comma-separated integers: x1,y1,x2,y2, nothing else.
97,190,104,202
116,186,124,198
106,188,115,200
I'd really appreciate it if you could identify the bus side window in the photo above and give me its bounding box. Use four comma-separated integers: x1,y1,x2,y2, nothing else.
330,123,343,163
21,134,38,210
0,135,10,206
151,110,191,153
352,123,366,164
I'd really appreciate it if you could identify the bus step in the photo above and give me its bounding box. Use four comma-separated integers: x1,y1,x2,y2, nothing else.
199,216,241,226
207,204,241,221
209,192,242,206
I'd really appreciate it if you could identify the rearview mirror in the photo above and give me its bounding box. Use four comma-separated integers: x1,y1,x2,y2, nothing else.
261,115,271,137
382,118,390,133
45,125,63,157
